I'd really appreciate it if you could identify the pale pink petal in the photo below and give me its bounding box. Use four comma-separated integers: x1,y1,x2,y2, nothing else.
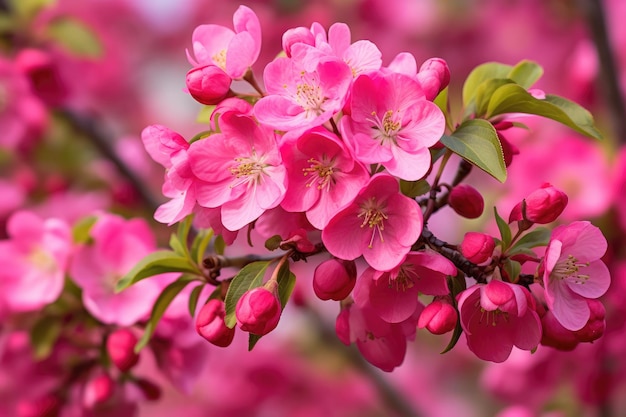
190,25,234,65
548,280,590,331
385,145,431,180
565,260,610,299
343,40,382,75
387,52,418,75
225,31,255,78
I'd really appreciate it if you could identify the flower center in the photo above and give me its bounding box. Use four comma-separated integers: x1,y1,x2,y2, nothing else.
302,157,335,191
212,49,227,71
230,156,265,188
357,197,388,248
388,268,415,292
28,248,57,274
368,110,401,145
553,254,590,284
475,301,510,327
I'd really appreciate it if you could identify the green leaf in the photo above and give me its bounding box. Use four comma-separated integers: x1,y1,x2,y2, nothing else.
9,0,55,21
248,334,262,351
507,60,543,89
115,250,199,292
494,207,512,249
400,179,430,198
473,78,514,118
440,319,462,354
440,119,506,182
486,84,602,139
72,215,97,244
276,262,296,309
190,228,214,266
30,316,62,360
188,284,205,317
462,62,513,108
502,259,522,282
169,234,188,258
196,106,216,124
264,235,283,251
46,17,103,58
135,278,194,353
433,86,449,117
508,227,551,256
223,261,271,328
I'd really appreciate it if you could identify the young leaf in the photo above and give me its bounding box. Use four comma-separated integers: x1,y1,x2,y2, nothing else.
45,17,103,58
135,278,192,353
190,228,214,266
264,235,283,251
503,259,522,282
486,84,602,139
462,62,513,108
507,60,543,89
223,261,271,328
115,250,200,292
72,215,97,244
440,119,506,182
473,78,514,118
214,235,226,255
508,227,551,256
169,234,188,258
276,262,296,309
400,179,430,198
9,0,54,21
440,319,463,354
494,207,512,249
248,334,262,351
188,284,205,317
176,216,193,255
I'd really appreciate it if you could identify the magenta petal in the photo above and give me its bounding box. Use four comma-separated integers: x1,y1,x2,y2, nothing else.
322,207,367,261
369,278,419,323
512,311,542,350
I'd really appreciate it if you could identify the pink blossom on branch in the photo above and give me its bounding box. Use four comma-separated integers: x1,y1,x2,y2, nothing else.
186,5,261,79
542,221,610,331
188,111,287,231
322,174,422,271
340,71,445,180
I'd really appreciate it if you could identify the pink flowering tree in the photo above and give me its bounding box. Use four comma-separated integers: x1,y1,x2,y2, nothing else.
2,0,626,416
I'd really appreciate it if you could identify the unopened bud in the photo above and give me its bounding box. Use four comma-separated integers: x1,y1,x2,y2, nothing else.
509,183,568,224
186,65,231,105
417,298,457,335
83,373,115,408
106,328,140,372
17,393,61,417
235,286,281,335
460,232,495,264
498,133,519,167
15,48,67,106
313,259,357,301
416,58,450,101
282,27,315,57
540,309,579,351
448,184,484,219
195,299,235,347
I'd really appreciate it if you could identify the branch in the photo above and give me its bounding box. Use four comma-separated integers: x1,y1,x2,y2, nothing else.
57,109,162,211
578,0,626,144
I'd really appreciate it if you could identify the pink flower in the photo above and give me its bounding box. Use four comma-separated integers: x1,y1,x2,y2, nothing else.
416,58,450,101
340,71,445,180
280,128,369,229
254,57,352,133
188,112,287,231
353,251,455,323
542,221,610,331
0,211,71,312
186,5,261,79
70,214,171,326
322,174,422,271
457,280,542,362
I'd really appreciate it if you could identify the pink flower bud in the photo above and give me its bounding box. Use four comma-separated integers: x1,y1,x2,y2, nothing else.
498,133,519,167
460,232,495,264
15,48,67,107
282,27,315,57
134,378,162,401
83,373,115,408
540,309,579,351
574,299,606,343
195,299,235,347
335,307,351,346
17,393,61,417
509,183,567,224
313,259,357,301
186,65,231,105
235,287,281,335
106,328,140,372
448,184,484,219
416,58,450,101
417,298,457,335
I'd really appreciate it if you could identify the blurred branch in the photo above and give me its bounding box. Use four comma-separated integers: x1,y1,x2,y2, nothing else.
578,0,626,144
57,109,162,212
302,302,424,417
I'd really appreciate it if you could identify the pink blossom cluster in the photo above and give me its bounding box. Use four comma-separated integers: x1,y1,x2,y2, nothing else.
140,5,611,372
